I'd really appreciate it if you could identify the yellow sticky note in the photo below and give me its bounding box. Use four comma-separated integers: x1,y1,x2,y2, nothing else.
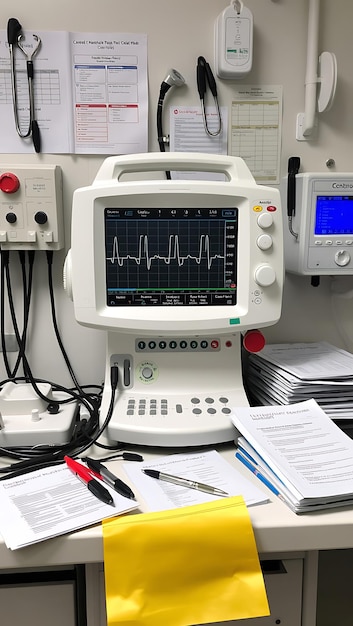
103,496,269,626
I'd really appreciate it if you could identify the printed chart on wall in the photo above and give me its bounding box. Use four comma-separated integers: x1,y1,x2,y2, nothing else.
230,85,282,184
0,30,148,154
169,106,228,180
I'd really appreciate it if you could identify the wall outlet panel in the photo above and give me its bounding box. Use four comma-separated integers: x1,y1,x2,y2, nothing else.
0,165,64,250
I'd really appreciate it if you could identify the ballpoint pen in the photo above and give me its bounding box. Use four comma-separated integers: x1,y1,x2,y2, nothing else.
85,457,136,500
142,469,229,497
64,456,114,506
235,451,285,502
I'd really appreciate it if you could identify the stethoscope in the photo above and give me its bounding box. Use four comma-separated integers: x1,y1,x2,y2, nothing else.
196,56,222,137
7,18,41,153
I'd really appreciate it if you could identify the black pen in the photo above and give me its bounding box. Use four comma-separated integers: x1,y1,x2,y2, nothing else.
64,456,114,506
143,469,229,497
85,458,136,500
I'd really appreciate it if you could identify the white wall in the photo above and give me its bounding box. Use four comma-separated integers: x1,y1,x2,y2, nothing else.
1,0,353,388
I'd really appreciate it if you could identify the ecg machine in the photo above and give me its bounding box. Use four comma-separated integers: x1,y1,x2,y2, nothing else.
64,153,284,446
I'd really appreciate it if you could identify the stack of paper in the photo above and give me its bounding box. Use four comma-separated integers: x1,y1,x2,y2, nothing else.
0,464,138,550
246,342,353,420
231,399,353,514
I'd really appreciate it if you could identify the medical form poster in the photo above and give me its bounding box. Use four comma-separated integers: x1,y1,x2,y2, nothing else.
0,30,148,154
230,85,282,183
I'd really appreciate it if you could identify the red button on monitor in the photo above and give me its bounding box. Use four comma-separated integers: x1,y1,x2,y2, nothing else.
243,330,266,353
211,340,219,349
0,173,20,194
266,205,277,212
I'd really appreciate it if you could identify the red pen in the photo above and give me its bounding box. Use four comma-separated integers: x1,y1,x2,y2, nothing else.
64,456,114,506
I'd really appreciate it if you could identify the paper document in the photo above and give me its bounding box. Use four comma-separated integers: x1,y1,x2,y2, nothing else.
255,341,353,380
169,105,228,180
0,30,148,154
232,399,353,513
247,342,353,420
124,449,268,511
0,463,138,550
230,85,282,183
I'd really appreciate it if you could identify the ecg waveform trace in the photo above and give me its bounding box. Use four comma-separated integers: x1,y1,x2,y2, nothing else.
105,219,228,291
108,233,224,270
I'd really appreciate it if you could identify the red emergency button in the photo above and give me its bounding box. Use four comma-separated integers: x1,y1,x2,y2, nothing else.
211,339,219,349
243,329,266,353
0,173,20,194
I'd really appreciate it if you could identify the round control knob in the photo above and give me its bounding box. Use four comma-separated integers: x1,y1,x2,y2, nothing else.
334,249,351,267
257,213,273,229
257,234,273,250
243,329,266,353
141,366,153,380
34,211,48,225
254,264,276,287
0,172,20,194
6,212,17,224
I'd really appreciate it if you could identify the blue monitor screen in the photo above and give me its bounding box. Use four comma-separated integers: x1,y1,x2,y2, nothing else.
315,196,353,235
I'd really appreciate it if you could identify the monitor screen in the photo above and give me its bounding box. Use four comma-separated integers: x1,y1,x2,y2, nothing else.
104,207,238,307
315,196,353,235
69,153,283,335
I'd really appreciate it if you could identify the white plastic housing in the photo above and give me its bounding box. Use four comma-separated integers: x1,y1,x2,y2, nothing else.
67,152,283,337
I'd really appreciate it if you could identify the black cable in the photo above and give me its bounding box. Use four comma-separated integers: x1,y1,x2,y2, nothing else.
156,69,185,179
4,252,25,372
0,249,12,378
157,81,172,179
0,247,106,476
0,367,116,478
74,366,119,456
10,251,35,378
46,251,94,406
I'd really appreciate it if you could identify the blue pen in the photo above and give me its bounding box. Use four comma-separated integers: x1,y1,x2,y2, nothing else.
235,451,282,499
237,439,287,489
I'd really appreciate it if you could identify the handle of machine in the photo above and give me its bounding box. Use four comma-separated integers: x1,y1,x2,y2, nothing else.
93,152,255,185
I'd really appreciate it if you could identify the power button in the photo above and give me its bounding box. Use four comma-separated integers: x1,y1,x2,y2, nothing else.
0,173,20,194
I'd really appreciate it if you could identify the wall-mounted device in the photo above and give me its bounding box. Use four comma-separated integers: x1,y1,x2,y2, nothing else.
0,164,64,250
215,0,253,79
65,153,283,447
281,172,353,276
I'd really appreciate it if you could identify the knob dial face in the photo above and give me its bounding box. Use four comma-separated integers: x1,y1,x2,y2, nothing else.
334,250,351,267
257,234,273,250
254,264,276,287
257,213,273,229
6,212,17,224
34,211,48,225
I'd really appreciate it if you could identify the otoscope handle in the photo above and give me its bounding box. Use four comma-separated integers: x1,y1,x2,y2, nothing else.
287,156,300,217
7,18,22,45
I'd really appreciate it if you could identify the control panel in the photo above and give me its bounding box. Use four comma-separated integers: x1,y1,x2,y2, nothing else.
100,332,250,447
0,165,64,250
281,172,353,275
